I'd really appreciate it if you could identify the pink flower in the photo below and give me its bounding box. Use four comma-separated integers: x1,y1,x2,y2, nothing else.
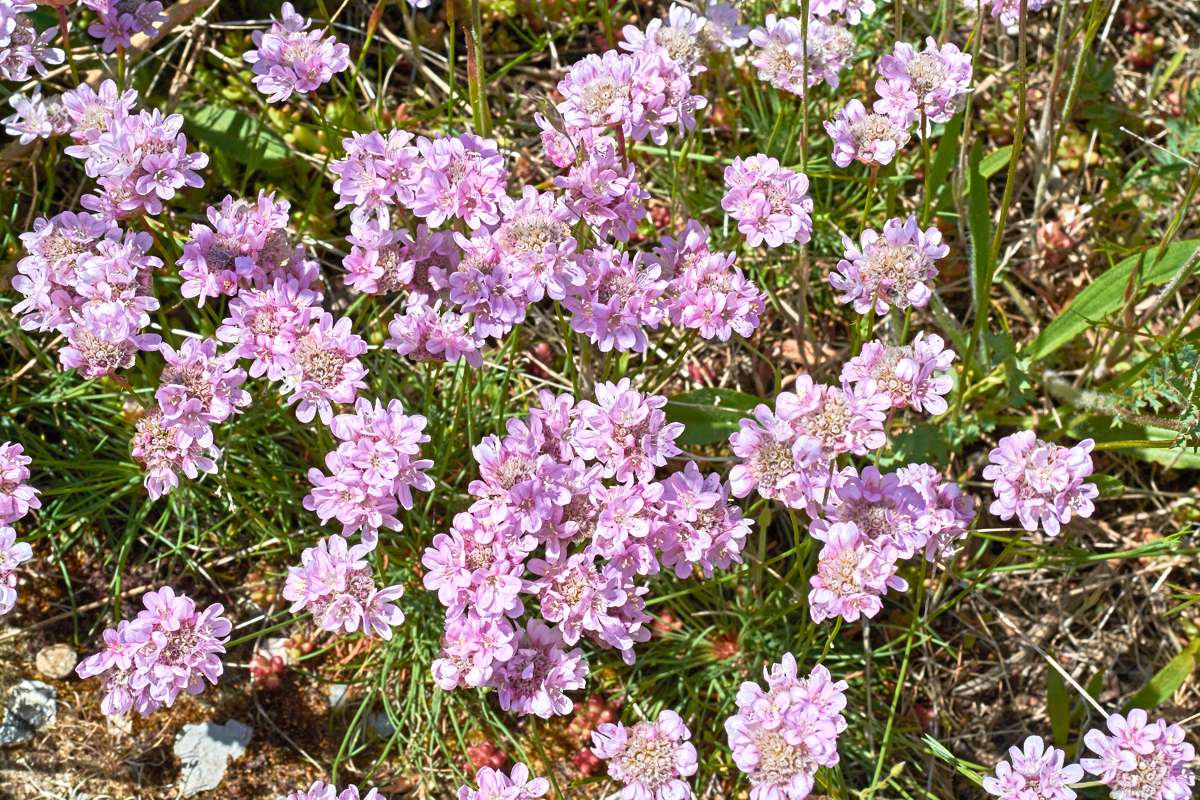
156,337,251,435
555,137,649,243
1081,711,1195,800
286,781,385,800
983,432,1098,536
385,297,485,368
591,709,699,800
217,277,323,380
131,412,220,500
575,379,684,483
659,461,750,578
177,191,299,304
82,0,164,52
0,526,33,616
76,586,232,716
830,215,948,315
0,2,64,81
493,620,588,718
841,332,956,414
728,404,829,510
983,735,1083,800
876,38,973,125
621,3,708,76
457,763,550,800
808,521,907,623
777,375,890,458
329,128,421,218
811,0,877,25
725,656,847,799
243,2,350,103
563,246,667,353
0,442,40,526
896,463,977,561
281,313,369,424
722,154,813,248
825,99,912,167
282,535,406,638
748,15,855,95
304,397,434,544
411,133,508,230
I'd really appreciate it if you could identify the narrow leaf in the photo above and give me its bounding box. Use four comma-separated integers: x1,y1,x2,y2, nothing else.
979,145,1014,179
927,113,964,208
1047,663,1071,748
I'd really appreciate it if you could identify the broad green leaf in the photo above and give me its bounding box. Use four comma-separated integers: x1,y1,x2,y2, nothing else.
979,145,1013,179
182,103,292,175
1124,637,1200,712
666,387,760,446
1047,662,1071,748
1024,240,1200,362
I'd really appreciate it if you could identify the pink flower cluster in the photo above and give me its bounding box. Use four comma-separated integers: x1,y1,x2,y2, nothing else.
748,14,856,96
0,526,32,617
876,38,973,125
983,713,1196,800
456,763,549,800
721,155,814,248
65,102,208,220
12,211,163,379
178,191,310,305
0,1,64,81
806,462,974,622
984,432,1097,536
983,735,1083,800
0,441,37,616
82,0,165,52
813,0,877,25
287,781,384,800
282,534,406,639
1081,710,1195,800
75,587,232,717
825,99,913,168
131,410,221,500
424,382,749,717
986,0,1056,29
725,654,848,800
3,88,70,144
243,2,351,103
555,43,705,148
728,376,889,510
304,398,433,543
842,332,956,415
591,709,698,800
0,442,40,526
830,215,949,316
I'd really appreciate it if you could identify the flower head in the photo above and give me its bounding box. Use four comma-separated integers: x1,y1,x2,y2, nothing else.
283,535,406,638
0,442,40,526
281,313,369,424
983,735,1083,800
721,155,813,248
592,710,698,800
876,37,973,124
243,2,350,102
75,586,232,716
825,99,912,167
0,526,33,616
1081,711,1195,800
983,432,1098,536
830,215,947,315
